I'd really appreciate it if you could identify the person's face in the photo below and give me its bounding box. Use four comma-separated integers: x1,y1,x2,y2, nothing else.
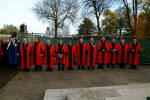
69,41,72,46
121,39,125,44
80,38,83,43
59,40,62,44
23,40,27,44
47,40,51,45
35,38,38,43
18,40,21,43
102,37,105,41
2,40,5,43
133,39,136,44
6,39,9,43
12,37,15,41
112,39,116,43
90,38,94,43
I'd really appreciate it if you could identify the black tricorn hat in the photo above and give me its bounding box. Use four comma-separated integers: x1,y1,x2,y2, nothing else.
11,32,17,38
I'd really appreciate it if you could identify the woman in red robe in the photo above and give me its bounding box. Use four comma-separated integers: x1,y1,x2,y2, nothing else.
32,37,44,71
76,38,86,70
129,38,141,69
107,38,118,68
118,39,128,68
20,39,32,71
45,40,55,71
97,37,108,69
86,38,97,70
55,38,66,71
65,40,76,70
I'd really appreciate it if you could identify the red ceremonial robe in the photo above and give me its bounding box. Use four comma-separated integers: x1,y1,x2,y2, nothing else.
118,43,128,64
65,45,76,68
20,44,32,69
129,43,141,66
86,43,97,68
98,41,108,64
55,43,66,64
45,45,55,69
32,41,44,66
76,42,86,66
107,42,118,64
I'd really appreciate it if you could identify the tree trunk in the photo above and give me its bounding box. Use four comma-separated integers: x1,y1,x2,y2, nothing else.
96,16,101,35
134,0,138,36
54,19,58,38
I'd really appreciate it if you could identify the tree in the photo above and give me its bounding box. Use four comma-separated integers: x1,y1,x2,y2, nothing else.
78,18,96,35
82,0,114,34
121,0,142,36
0,25,19,35
122,0,134,36
33,0,79,38
115,7,131,37
102,10,119,36
136,1,150,36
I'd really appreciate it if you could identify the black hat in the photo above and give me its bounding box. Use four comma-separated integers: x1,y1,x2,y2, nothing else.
11,32,17,38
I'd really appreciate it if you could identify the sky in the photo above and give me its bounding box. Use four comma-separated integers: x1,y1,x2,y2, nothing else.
0,0,50,33
0,0,132,35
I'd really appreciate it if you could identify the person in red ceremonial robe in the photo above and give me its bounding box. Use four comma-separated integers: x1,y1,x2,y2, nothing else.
107,38,118,68
118,39,128,68
32,37,44,71
55,38,66,71
44,40,55,71
76,38,86,70
97,37,108,69
20,38,32,71
65,40,76,70
86,38,97,70
129,38,141,69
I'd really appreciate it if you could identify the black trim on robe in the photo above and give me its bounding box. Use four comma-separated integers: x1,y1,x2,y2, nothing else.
101,40,106,64
132,42,137,65
121,43,126,63
79,42,83,65
23,43,28,67
33,42,38,65
69,45,72,68
47,45,51,68
89,43,94,67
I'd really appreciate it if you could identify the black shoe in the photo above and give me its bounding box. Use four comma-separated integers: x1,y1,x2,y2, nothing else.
77,66,80,70
97,65,100,69
88,67,90,70
107,64,110,68
82,66,85,70
92,67,95,70
112,64,114,68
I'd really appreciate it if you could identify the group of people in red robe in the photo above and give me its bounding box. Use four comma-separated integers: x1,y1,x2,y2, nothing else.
0,36,141,71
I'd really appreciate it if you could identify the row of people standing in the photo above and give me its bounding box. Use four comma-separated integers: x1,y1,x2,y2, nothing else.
0,34,141,71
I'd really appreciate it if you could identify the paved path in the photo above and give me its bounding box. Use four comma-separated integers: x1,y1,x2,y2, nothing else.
44,83,150,100
0,65,150,100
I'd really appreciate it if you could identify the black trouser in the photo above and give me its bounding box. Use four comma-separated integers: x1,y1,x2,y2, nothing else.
35,65,42,71
88,66,95,70
107,63,114,68
130,65,137,69
120,63,125,68
78,65,85,70
98,64,104,69
11,64,17,70
58,64,65,71
47,67,52,71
